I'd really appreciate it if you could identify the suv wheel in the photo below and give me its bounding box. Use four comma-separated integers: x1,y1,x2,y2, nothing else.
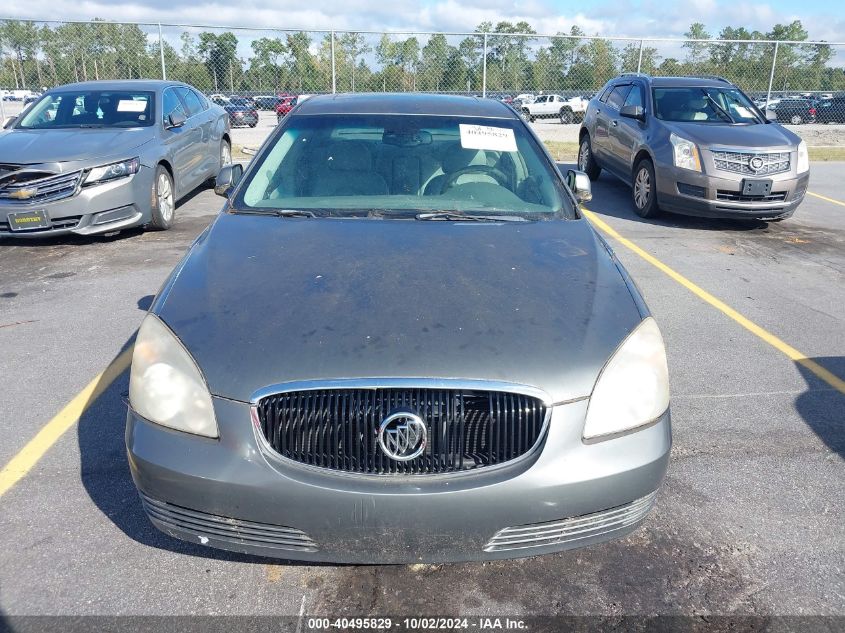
790,114,804,125
560,108,573,124
522,108,534,123
578,136,601,181
632,159,660,218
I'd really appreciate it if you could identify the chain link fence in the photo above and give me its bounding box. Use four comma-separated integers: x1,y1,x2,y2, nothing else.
2,19,844,118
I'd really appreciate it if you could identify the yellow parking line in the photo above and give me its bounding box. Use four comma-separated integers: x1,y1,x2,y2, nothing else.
582,209,845,396
0,347,133,499
807,191,845,208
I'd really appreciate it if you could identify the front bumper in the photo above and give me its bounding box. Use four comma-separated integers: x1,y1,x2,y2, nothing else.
655,162,810,220
0,167,154,238
126,396,671,563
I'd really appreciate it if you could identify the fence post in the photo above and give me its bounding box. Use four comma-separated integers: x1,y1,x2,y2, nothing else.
765,41,779,109
637,39,644,74
482,33,488,97
158,23,167,80
0,94,6,124
331,31,337,94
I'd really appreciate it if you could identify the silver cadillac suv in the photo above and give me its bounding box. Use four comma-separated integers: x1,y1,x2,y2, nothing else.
578,74,810,221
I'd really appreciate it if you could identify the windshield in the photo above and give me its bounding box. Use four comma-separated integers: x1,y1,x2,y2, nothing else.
17,90,155,129
236,114,572,219
653,87,763,123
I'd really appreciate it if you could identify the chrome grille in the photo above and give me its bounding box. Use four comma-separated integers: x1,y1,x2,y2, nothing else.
711,150,790,176
255,387,548,475
0,169,82,204
140,493,318,552
716,190,787,202
484,491,658,552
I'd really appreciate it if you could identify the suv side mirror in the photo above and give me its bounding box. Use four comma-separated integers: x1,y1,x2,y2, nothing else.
620,104,645,121
2,115,16,128
566,169,592,204
214,163,243,198
166,110,187,129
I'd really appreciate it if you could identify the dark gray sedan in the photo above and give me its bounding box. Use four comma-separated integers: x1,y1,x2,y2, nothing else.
127,93,671,563
0,80,230,237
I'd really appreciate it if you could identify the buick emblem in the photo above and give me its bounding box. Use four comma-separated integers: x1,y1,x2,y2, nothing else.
748,156,765,172
377,411,427,461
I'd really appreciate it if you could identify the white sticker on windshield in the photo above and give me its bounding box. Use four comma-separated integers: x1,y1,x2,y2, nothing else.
117,99,147,112
459,124,517,152
732,106,753,118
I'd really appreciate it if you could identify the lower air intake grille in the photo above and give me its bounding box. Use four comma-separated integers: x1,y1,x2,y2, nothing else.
484,491,658,552
140,493,318,552
255,387,548,475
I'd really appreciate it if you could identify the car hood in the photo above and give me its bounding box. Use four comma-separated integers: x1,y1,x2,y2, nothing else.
157,213,644,404
665,121,800,149
0,128,153,164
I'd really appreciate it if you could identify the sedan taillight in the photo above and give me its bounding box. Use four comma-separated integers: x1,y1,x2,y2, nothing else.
809,107,816,116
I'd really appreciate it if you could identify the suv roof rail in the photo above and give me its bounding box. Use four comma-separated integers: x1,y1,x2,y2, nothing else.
689,75,732,83
618,72,650,78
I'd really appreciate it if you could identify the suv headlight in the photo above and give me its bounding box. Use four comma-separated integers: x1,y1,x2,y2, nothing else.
670,133,701,172
129,314,218,438
583,317,670,440
796,140,809,174
83,157,140,186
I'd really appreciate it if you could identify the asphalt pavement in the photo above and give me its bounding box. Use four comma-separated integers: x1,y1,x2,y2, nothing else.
0,160,843,623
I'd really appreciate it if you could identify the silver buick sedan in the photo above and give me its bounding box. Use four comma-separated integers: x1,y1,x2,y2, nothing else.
127,93,671,563
0,80,231,238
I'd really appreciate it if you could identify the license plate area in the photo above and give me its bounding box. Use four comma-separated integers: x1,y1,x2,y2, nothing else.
741,179,773,197
7,209,51,231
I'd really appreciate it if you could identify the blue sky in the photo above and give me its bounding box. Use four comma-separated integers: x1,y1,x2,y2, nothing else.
3,0,844,42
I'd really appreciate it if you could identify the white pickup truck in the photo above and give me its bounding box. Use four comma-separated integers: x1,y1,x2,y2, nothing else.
521,94,588,124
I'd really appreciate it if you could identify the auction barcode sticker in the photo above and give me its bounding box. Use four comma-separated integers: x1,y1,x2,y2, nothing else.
117,99,148,112
459,124,517,152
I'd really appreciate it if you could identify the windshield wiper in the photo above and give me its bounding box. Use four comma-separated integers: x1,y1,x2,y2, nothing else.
701,90,735,123
230,209,316,218
415,211,527,222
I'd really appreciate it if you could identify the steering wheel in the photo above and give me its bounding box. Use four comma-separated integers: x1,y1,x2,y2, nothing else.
441,165,510,192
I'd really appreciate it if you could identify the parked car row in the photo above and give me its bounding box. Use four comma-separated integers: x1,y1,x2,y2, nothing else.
1,80,231,237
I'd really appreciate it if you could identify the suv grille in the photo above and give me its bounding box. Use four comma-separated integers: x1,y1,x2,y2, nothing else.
0,169,83,204
712,150,790,176
255,388,548,475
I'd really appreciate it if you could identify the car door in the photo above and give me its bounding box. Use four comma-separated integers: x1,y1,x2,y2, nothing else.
593,84,630,168
160,86,198,195
609,82,645,175
530,95,547,116
178,87,216,182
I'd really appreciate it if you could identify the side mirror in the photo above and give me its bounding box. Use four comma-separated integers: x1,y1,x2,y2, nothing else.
214,163,243,198
620,104,645,121
2,116,16,129
166,110,187,129
566,169,592,204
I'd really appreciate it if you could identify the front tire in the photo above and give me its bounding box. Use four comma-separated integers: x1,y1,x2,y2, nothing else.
560,108,573,124
149,165,175,230
632,159,660,219
790,114,803,125
578,136,602,181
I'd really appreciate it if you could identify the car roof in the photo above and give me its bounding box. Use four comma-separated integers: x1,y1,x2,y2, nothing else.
647,76,737,88
45,80,186,93
294,93,518,119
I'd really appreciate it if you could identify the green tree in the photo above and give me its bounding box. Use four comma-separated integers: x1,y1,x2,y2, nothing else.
198,31,239,91
339,32,370,92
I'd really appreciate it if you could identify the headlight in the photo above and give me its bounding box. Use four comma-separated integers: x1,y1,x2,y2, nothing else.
83,157,140,186
670,132,701,172
796,140,809,174
129,314,218,438
583,317,670,440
